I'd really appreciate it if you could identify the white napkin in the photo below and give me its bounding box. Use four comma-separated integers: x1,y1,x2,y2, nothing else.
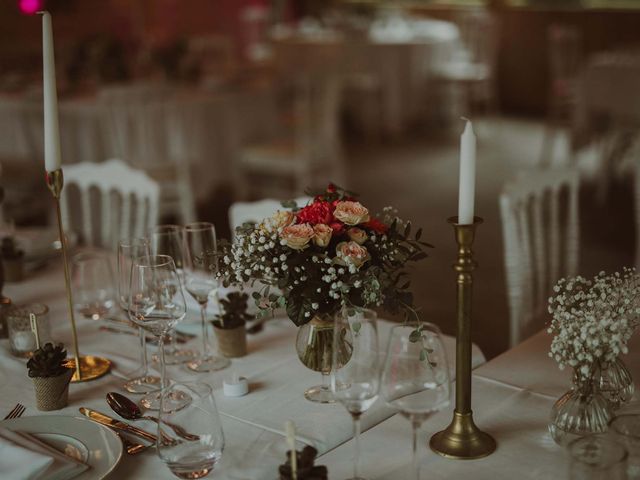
0,427,88,480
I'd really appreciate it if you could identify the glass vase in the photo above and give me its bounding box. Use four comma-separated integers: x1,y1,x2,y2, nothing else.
596,357,635,411
549,367,614,446
295,314,352,404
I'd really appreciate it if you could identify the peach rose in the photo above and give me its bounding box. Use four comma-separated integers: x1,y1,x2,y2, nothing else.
333,201,370,225
266,210,295,231
313,224,332,247
336,241,370,268
347,227,367,245
281,223,314,250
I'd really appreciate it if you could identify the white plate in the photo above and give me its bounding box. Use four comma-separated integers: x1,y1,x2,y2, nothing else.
1,415,123,480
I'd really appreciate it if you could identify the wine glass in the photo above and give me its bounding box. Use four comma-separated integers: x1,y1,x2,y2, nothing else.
158,382,225,479
128,254,189,411
72,251,116,320
149,225,197,365
380,323,451,480
183,222,230,372
117,238,161,395
331,309,379,480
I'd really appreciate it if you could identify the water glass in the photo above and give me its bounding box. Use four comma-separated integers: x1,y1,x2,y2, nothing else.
7,303,50,357
158,382,225,479
610,414,640,479
568,434,628,480
72,251,116,320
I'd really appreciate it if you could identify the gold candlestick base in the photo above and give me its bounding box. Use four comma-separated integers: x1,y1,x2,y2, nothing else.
430,216,496,459
46,169,111,382
430,412,496,459
65,355,111,383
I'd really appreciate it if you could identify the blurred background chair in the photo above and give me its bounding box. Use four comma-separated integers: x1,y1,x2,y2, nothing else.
61,158,159,249
434,8,499,120
540,24,583,167
228,196,311,238
99,83,196,224
234,75,345,200
500,168,580,347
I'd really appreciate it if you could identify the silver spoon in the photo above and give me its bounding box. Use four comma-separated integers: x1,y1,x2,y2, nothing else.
106,392,200,441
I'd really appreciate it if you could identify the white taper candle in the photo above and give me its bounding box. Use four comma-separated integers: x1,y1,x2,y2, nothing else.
458,119,476,225
40,11,62,172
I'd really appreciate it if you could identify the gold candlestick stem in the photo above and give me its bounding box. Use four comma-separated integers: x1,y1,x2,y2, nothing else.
430,216,496,459
46,169,110,382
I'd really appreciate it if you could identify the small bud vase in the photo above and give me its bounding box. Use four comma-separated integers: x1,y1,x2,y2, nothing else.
595,357,634,411
295,314,352,404
549,366,614,446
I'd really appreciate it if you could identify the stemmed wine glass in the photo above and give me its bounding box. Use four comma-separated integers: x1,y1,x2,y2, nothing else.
331,309,379,480
183,222,230,372
117,238,161,395
380,323,451,480
149,225,197,365
128,254,189,411
72,251,116,320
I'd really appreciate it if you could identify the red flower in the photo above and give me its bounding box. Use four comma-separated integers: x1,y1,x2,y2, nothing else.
297,201,336,226
362,218,388,234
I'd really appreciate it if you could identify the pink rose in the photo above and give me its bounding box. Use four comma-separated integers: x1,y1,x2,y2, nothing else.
347,227,367,245
313,224,333,247
267,210,295,231
333,201,370,226
281,224,314,250
336,241,370,268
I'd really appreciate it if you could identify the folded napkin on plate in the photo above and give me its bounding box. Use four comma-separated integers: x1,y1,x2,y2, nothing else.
0,427,88,480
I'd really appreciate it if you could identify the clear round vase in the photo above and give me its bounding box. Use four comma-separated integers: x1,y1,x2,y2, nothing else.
295,314,352,404
595,357,635,411
549,367,614,446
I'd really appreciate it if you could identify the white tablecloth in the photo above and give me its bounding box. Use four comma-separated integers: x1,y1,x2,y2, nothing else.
1,259,485,479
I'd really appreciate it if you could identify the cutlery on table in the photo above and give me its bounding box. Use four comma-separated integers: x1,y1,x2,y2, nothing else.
106,392,200,442
79,407,157,443
119,433,149,455
3,403,25,420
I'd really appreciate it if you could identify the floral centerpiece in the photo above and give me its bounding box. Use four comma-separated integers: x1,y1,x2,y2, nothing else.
547,269,639,444
219,184,431,325
218,184,431,402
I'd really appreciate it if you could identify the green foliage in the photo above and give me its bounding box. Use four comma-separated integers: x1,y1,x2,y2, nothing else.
27,343,69,378
213,292,254,330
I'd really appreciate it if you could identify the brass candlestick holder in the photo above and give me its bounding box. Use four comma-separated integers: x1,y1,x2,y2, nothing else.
430,216,496,459
46,169,111,382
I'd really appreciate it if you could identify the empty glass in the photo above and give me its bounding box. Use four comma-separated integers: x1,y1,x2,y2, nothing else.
183,222,229,373
610,414,640,479
381,323,451,480
72,251,116,320
149,225,197,365
128,255,188,411
7,303,50,357
117,238,161,395
569,434,628,480
331,309,379,480
158,382,225,479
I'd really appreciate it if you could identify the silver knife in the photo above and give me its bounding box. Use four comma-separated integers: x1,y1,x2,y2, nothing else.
79,407,157,443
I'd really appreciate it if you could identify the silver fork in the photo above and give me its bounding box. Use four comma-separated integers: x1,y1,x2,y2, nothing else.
4,404,25,420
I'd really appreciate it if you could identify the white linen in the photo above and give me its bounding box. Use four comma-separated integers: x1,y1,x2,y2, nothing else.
0,430,53,480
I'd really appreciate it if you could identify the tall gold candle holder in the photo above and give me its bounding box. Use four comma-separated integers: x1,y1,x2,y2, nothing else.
46,169,111,382
430,216,496,459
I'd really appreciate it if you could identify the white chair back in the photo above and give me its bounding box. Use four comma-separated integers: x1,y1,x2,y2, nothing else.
229,196,311,237
500,168,580,346
61,159,159,249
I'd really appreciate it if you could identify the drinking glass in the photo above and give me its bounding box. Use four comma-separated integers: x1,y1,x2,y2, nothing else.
610,414,640,479
331,309,379,480
381,323,451,480
128,255,189,411
149,225,197,365
569,434,628,480
117,238,161,395
7,303,50,357
183,222,230,372
158,382,225,479
72,251,116,320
